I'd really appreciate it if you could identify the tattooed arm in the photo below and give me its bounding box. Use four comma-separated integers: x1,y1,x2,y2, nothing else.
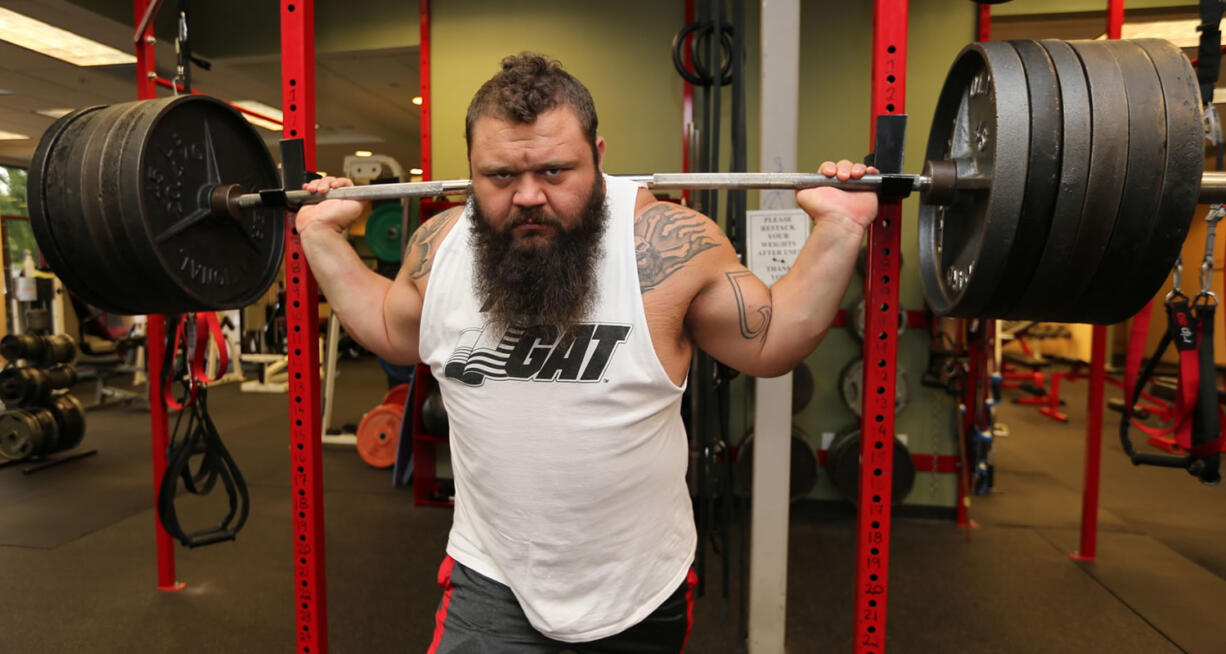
646,160,877,377
296,175,461,365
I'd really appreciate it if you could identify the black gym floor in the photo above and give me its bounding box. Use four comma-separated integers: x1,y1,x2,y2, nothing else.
0,358,1221,653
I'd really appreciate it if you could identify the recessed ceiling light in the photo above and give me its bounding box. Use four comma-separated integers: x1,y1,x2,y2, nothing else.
0,8,137,66
354,150,373,157
412,96,423,106
410,168,424,176
0,130,30,140
34,108,73,119
230,100,284,131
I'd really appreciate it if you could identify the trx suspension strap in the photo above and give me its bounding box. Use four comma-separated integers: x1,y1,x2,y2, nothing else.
156,312,251,546
1121,207,1224,485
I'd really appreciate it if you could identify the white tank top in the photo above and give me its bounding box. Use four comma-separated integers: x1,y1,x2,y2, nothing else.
418,174,696,642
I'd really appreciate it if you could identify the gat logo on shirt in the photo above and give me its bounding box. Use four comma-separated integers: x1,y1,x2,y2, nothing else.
444,323,631,387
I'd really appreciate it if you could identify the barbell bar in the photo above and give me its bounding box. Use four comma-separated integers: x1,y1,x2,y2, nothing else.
224,169,1226,210
24,37,1224,322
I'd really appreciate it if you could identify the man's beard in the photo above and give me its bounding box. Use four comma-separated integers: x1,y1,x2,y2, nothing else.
470,176,607,342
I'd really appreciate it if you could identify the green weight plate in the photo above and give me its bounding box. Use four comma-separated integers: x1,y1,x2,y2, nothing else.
919,41,1031,318
1076,40,1170,324
981,40,1062,317
1120,39,1204,318
365,203,405,262
117,95,283,313
1005,40,1094,321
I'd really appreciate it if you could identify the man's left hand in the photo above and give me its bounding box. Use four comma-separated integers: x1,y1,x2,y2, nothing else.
796,159,880,232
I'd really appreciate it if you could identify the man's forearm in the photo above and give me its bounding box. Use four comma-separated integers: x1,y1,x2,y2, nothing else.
299,225,396,356
762,215,865,364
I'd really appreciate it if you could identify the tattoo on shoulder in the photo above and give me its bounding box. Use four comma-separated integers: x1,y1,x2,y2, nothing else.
406,206,462,280
635,204,720,293
725,271,771,340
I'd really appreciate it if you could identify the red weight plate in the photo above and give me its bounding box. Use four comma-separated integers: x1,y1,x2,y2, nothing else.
381,383,410,408
356,404,403,469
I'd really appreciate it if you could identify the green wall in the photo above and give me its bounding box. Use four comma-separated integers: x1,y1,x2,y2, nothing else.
431,0,687,179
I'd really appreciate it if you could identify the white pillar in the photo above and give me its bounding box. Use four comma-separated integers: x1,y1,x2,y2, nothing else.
749,1,800,652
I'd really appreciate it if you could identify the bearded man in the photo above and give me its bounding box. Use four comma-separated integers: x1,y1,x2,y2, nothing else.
296,52,877,653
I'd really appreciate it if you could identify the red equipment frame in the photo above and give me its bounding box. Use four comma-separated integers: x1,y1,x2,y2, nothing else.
855,2,907,651
134,0,183,595
1073,0,1125,564
280,2,329,650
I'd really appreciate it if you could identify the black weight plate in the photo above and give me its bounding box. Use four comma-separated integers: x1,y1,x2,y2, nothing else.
80,103,171,314
100,101,209,313
838,358,909,417
1006,40,1094,321
825,428,915,506
982,40,1063,317
49,395,86,451
114,95,283,313
734,427,818,502
919,41,1030,317
792,361,814,414
0,411,38,460
1076,40,1170,323
1120,39,1204,318
30,408,60,458
28,106,139,314
1048,40,1131,321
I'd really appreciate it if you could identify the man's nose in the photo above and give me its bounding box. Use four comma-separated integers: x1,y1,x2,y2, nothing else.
512,175,547,207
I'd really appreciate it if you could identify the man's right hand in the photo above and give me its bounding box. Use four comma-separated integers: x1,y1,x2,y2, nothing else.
294,176,369,238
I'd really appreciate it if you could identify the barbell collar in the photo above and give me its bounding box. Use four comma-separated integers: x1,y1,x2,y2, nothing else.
1199,172,1226,204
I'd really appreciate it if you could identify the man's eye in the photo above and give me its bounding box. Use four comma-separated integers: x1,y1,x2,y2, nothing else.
544,168,562,177
493,172,512,180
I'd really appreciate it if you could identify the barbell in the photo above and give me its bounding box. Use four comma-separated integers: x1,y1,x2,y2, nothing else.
25,38,1226,322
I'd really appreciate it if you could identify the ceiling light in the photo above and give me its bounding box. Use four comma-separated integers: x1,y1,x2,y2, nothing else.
412,96,423,105
230,100,284,131
0,8,137,66
0,130,30,140
354,150,373,157
34,108,73,119
410,168,424,176
1096,19,1200,48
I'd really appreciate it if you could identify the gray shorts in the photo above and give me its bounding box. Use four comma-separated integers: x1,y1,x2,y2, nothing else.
426,556,698,653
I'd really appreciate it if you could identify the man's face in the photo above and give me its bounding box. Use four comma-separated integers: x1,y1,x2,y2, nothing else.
468,106,606,241
467,107,608,339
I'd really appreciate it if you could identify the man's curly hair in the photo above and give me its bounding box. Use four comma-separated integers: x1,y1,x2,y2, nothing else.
465,53,599,161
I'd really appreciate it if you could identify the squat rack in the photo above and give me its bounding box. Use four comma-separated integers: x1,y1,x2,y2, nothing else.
127,1,986,653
